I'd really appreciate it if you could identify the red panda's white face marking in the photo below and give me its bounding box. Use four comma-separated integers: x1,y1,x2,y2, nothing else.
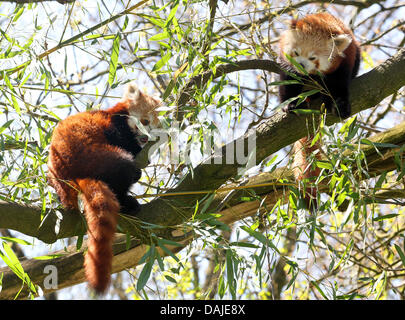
280,29,352,74
123,82,162,142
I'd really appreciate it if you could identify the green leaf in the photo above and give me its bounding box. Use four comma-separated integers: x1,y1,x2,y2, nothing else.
298,89,320,99
136,259,153,291
230,241,260,248
200,193,215,215
157,237,183,247
0,236,31,246
265,155,278,167
76,234,84,250
122,15,129,31
375,171,387,189
240,226,280,254
277,96,298,110
0,242,37,295
156,250,164,271
226,249,236,299
138,14,165,28
218,273,225,298
310,132,320,147
157,239,181,264
285,268,298,290
394,244,405,267
149,31,170,41
13,6,25,22
311,281,329,300
372,214,399,221
206,218,231,231
85,34,102,40
138,245,152,265
339,115,357,135
0,120,14,135
33,254,65,260
3,74,21,115
163,79,176,100
268,80,302,86
333,239,354,271
285,53,308,75
108,33,121,86
316,160,333,170
152,51,171,72
374,271,387,299
291,108,320,115
165,2,179,27
0,29,13,43
126,232,131,251
1,242,24,275
164,275,177,283
360,139,398,149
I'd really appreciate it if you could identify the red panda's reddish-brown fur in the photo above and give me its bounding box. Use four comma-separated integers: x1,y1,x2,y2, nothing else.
279,12,360,78
278,13,361,210
78,178,119,293
47,82,161,293
285,13,359,75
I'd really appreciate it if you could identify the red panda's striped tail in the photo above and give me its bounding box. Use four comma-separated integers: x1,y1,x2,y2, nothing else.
76,178,120,294
292,137,322,210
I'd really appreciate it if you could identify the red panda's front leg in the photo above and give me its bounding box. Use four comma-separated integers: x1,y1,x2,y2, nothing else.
324,65,354,119
278,71,305,112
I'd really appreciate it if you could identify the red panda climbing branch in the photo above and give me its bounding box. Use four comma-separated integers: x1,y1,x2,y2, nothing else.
278,12,361,209
47,82,161,293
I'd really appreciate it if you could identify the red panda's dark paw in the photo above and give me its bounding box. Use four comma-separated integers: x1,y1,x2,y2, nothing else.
132,167,142,183
119,195,141,216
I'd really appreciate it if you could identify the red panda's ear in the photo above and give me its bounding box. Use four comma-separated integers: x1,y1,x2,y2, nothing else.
123,81,141,103
333,34,352,53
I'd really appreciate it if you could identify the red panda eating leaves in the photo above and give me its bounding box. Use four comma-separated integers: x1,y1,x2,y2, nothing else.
278,12,361,209
47,82,161,294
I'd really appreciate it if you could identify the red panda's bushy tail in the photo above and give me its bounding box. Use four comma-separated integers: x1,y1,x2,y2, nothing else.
76,178,120,294
292,137,322,210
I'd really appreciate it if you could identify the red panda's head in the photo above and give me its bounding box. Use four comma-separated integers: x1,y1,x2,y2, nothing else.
122,82,162,144
279,14,353,75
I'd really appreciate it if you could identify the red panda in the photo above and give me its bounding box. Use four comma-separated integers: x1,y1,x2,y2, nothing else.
47,82,161,293
278,12,361,209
